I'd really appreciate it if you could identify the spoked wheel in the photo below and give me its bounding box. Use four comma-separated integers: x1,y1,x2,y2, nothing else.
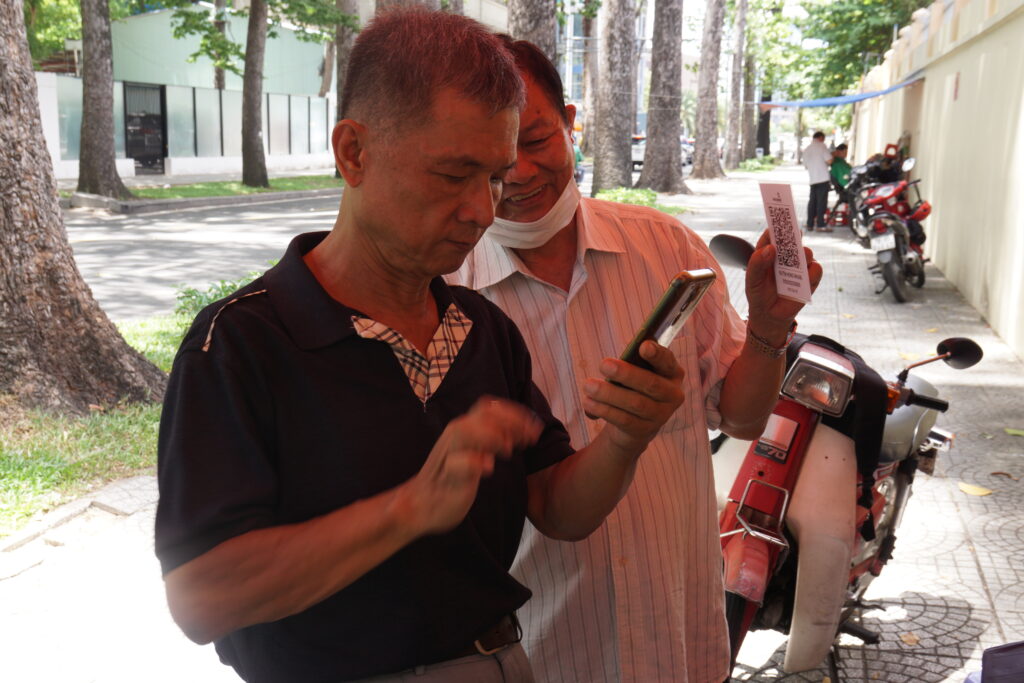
882,261,908,302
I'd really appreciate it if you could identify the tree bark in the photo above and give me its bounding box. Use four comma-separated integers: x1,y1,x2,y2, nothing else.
76,0,132,199
508,0,558,65
242,0,269,188
334,0,358,178
1,0,165,413
319,39,335,98
795,106,803,163
756,91,771,157
214,0,226,89
723,0,746,169
592,0,635,194
691,0,726,179
741,52,756,160
579,8,598,156
636,0,689,194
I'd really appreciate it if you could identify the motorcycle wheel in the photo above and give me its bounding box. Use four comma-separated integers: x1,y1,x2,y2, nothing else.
883,260,908,303
911,262,926,288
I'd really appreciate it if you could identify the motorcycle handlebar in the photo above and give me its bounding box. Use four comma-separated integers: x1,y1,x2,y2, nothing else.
905,390,949,413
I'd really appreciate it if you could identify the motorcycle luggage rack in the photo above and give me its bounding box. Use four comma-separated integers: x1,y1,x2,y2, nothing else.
721,479,791,550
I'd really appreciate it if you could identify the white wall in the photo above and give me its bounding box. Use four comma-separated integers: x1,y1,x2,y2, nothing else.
853,0,1024,358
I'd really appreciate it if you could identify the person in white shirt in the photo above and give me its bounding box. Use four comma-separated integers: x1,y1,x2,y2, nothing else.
448,37,822,683
802,131,834,231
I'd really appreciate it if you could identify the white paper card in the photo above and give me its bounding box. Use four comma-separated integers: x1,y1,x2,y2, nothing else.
759,183,813,304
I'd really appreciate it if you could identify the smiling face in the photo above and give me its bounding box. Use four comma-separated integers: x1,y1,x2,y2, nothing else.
497,76,577,224
353,88,518,279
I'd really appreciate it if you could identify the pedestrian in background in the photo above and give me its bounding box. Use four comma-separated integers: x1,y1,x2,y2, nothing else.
802,131,833,231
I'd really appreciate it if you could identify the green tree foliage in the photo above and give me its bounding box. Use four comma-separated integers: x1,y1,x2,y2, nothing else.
169,0,356,77
22,0,140,63
799,0,931,97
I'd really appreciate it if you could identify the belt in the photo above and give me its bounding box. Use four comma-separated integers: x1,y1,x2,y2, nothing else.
454,613,522,658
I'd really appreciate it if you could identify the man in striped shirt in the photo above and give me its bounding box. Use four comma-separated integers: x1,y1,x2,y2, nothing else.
449,38,822,683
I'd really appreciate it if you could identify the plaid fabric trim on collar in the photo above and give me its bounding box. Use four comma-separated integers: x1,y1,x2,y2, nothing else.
351,303,473,403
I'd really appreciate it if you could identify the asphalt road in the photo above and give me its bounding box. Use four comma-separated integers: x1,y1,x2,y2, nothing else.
65,193,343,322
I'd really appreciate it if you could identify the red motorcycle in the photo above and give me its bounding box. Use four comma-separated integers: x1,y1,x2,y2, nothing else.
709,234,983,679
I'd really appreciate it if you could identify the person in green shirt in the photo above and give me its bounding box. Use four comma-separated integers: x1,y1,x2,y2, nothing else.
831,143,852,188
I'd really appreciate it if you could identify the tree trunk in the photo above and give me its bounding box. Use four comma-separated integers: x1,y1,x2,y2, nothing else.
334,0,358,178
579,8,598,156
741,52,756,160
319,39,335,98
445,0,464,12
691,0,726,179
592,0,635,194
214,0,226,89
1,0,165,413
723,0,746,169
76,0,132,199
508,0,558,65
636,0,689,194
242,0,269,188
795,106,803,163
756,91,771,157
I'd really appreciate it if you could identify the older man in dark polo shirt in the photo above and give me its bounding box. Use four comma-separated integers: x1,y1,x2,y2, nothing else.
154,9,685,683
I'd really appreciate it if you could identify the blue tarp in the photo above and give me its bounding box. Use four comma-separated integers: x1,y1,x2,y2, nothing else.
759,72,924,109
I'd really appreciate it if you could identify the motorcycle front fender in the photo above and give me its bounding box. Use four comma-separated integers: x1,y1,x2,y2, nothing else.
783,424,858,673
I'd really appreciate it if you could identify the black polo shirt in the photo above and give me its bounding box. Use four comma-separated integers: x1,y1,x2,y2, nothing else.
155,231,574,682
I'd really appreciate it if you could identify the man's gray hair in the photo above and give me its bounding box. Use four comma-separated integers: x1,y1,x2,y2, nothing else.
341,8,525,133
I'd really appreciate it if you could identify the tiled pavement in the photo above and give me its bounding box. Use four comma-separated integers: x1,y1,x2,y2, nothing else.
678,165,1024,682
1,165,1021,682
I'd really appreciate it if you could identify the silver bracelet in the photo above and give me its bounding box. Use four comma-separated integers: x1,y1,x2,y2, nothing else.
746,321,797,358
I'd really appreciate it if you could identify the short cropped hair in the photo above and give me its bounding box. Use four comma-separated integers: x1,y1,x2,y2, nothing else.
835,143,848,152
813,131,825,140
497,35,569,124
341,9,525,134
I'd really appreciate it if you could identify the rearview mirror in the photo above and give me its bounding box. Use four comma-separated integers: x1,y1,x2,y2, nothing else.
937,337,983,370
902,157,916,173
709,234,755,271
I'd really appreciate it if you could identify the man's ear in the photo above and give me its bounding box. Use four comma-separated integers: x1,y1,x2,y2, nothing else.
565,104,577,135
332,120,368,186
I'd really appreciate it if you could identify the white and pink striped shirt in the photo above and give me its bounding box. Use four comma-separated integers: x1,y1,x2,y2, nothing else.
448,197,745,683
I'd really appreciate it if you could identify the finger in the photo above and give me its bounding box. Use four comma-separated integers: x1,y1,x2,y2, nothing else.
589,356,684,407
463,398,543,454
746,244,776,289
804,247,824,290
637,341,685,382
755,229,771,249
581,394,659,434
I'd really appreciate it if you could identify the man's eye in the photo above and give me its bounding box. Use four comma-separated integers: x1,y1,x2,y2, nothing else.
438,173,467,183
523,136,549,148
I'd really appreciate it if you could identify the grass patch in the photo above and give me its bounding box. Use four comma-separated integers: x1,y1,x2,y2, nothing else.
738,156,781,172
595,187,688,215
129,174,343,200
0,268,272,537
0,400,161,537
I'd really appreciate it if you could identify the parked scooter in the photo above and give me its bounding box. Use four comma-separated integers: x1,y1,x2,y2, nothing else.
709,234,983,680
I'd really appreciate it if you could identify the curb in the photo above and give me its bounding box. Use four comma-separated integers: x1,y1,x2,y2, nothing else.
68,186,343,215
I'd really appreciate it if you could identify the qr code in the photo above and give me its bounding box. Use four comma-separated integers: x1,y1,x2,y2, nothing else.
767,205,800,268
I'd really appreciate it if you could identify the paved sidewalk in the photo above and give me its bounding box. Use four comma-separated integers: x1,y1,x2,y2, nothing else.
1,165,1021,682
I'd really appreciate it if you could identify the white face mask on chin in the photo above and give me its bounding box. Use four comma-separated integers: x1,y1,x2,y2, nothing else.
486,177,582,250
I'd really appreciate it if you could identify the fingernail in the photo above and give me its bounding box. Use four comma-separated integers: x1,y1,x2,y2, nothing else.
584,379,600,395
600,359,616,375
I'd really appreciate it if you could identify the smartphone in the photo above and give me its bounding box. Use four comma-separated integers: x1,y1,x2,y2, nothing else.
619,268,716,371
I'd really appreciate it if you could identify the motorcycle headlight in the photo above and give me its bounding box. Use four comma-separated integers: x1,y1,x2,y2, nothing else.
781,346,856,417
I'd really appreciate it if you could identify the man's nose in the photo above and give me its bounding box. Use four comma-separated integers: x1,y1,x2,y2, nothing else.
504,152,537,186
457,177,497,228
